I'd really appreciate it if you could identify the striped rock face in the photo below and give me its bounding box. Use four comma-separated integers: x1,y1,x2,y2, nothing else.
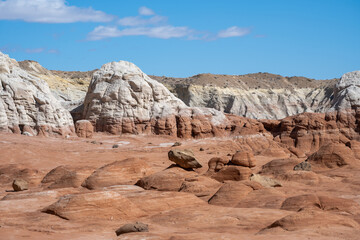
0,51,74,136
82,60,236,138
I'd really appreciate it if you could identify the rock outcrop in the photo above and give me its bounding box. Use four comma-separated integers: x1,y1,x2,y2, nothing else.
18,60,94,114
75,120,94,138
168,149,202,169
0,52,74,136
155,71,360,120
81,60,263,138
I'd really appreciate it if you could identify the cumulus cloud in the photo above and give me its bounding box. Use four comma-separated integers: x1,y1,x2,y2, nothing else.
217,26,251,38
0,0,114,23
87,25,192,41
139,6,155,16
88,6,251,41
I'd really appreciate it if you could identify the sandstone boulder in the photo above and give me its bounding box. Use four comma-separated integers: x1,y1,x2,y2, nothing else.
267,209,359,231
0,164,39,187
136,167,197,191
208,157,229,172
231,151,256,167
208,181,254,207
234,188,286,209
277,171,320,185
281,194,360,214
250,174,282,188
115,222,149,236
211,166,252,182
82,158,153,189
179,176,222,200
75,120,93,138
260,158,301,175
42,191,145,220
168,149,202,169
307,143,356,168
12,179,28,191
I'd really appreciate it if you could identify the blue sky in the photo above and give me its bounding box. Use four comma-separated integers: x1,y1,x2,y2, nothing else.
0,0,359,79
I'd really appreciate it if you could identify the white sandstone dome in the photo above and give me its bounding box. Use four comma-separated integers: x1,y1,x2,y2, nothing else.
0,51,74,136
82,60,227,136
82,60,187,122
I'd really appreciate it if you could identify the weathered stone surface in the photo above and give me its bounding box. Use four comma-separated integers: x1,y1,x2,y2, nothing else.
231,151,256,167
179,176,222,199
293,160,311,171
250,174,282,188
168,149,202,169
267,209,359,231
42,191,145,220
281,194,360,214
211,166,252,182
80,60,270,139
331,71,360,111
208,157,229,172
307,143,356,168
263,111,360,154
12,179,28,191
115,222,149,236
157,71,360,121
18,60,94,113
82,158,153,189
0,52,74,136
208,181,254,207
75,120,93,138
136,167,197,191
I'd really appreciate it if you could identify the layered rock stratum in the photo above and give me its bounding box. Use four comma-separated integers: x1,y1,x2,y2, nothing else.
18,60,94,113
82,61,239,138
0,52,74,136
153,72,360,119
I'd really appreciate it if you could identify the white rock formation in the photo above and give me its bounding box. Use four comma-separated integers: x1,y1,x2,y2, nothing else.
18,60,90,112
83,61,187,121
0,52,74,136
82,61,229,137
165,71,359,120
330,71,360,110
180,85,333,119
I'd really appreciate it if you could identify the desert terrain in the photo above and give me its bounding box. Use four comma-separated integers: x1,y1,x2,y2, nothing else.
1,51,360,239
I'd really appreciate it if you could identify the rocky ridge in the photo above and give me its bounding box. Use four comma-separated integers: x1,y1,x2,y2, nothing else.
152,73,352,119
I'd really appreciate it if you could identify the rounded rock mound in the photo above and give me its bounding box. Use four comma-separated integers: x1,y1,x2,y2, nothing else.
0,51,74,136
81,60,229,138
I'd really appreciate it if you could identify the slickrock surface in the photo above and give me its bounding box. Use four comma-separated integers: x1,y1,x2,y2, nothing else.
1,132,360,239
0,52,74,136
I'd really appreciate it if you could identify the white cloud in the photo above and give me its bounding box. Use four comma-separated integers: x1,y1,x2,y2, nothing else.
87,25,192,41
217,26,251,38
0,0,114,23
87,6,251,41
118,15,167,27
139,6,155,16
